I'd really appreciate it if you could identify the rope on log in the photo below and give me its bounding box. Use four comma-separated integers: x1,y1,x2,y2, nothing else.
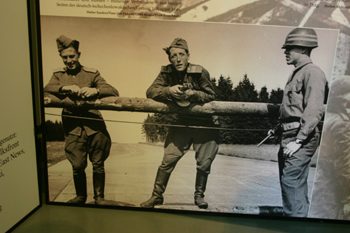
44,94,281,117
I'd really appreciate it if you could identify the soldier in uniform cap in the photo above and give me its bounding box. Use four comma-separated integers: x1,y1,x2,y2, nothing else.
140,38,219,209
268,28,328,217
44,35,119,205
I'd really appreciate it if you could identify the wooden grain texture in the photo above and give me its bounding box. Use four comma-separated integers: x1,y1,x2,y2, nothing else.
44,94,281,117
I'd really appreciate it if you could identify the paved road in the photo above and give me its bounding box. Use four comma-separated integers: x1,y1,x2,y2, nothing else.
48,143,315,215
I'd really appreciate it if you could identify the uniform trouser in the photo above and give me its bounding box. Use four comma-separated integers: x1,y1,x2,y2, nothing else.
65,129,111,175
65,129,111,198
159,127,219,175
278,128,320,217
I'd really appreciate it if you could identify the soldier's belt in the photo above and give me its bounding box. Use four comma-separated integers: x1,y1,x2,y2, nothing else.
281,122,300,131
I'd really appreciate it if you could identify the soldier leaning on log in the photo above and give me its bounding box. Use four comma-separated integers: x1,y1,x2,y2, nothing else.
268,28,328,217
140,38,219,209
44,35,119,205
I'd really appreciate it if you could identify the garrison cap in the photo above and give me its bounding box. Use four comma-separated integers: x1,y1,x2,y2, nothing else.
56,35,79,52
163,38,189,55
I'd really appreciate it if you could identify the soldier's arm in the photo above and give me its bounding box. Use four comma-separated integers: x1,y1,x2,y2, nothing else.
92,70,119,98
44,72,66,96
146,72,173,102
297,66,327,141
189,68,216,103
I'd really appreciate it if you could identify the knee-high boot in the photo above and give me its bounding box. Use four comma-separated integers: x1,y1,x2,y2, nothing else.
194,171,208,209
140,168,170,208
93,172,108,205
67,173,87,204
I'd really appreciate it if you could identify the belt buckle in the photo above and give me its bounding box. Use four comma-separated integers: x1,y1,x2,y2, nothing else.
282,122,300,131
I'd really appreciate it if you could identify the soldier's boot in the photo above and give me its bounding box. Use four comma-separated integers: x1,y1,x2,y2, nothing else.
67,173,87,204
93,172,108,205
140,168,170,208
194,171,209,209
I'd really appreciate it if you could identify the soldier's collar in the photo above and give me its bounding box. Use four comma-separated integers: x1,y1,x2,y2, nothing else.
66,65,82,75
294,57,312,70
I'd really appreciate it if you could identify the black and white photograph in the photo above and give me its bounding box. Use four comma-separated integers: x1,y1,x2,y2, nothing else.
41,15,339,218
6,0,350,232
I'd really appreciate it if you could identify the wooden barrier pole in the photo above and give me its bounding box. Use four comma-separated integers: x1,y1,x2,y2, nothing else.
44,94,280,117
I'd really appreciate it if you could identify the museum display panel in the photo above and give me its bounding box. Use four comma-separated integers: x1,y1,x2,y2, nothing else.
3,0,350,232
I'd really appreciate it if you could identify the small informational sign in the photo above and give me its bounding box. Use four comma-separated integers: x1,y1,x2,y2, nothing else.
0,0,40,232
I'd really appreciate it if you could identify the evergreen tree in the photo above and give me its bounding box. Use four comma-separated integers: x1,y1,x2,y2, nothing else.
142,114,158,142
269,88,284,104
258,86,269,103
45,120,65,141
142,113,177,142
232,74,258,102
215,75,234,101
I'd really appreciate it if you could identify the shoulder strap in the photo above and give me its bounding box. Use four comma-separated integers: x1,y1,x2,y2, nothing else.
53,67,65,73
161,65,172,73
187,64,202,73
82,66,98,73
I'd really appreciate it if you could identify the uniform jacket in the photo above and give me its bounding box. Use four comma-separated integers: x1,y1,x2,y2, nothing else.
44,65,119,136
279,57,327,141
146,63,215,103
146,63,216,126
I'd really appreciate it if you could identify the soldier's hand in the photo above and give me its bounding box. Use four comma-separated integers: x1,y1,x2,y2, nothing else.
80,87,98,99
61,85,81,96
169,85,184,99
267,129,275,136
183,89,194,100
283,141,302,157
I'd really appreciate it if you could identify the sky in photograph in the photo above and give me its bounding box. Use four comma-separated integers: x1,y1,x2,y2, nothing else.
40,16,339,143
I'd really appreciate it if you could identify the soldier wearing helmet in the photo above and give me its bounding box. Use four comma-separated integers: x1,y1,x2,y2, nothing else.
140,38,219,209
44,35,119,205
271,28,328,217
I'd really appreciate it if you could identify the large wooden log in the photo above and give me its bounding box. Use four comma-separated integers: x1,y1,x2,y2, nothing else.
44,94,280,117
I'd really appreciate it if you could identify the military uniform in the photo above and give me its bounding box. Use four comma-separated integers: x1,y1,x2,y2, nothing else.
141,39,219,208
44,35,119,204
45,65,119,171
278,58,327,217
147,63,219,175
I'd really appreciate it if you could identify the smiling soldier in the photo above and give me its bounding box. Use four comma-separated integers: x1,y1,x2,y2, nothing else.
44,35,119,205
140,38,219,209
270,28,328,217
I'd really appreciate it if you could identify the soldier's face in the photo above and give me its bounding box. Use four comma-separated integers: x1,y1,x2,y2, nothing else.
284,46,303,66
60,47,80,70
169,47,189,72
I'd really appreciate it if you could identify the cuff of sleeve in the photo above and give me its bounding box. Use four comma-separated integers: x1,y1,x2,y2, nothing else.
295,139,303,144
296,133,308,141
97,88,109,97
163,86,172,101
57,85,66,94
190,90,199,102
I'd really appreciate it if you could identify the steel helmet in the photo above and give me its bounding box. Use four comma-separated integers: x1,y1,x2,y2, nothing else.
282,28,318,49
